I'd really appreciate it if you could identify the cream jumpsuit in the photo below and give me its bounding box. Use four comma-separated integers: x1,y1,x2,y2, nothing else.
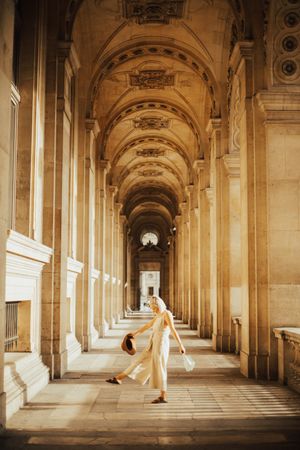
123,313,170,391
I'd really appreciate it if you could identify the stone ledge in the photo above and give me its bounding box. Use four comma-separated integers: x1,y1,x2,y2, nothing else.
6,230,53,264
67,257,84,274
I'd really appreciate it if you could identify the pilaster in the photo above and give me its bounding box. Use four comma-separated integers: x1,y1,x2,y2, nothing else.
207,118,231,352
95,160,110,337
78,118,100,351
42,40,79,378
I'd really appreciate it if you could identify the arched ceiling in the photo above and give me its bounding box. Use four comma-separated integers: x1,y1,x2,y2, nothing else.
71,0,242,248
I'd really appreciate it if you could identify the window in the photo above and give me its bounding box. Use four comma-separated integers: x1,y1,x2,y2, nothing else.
141,231,159,246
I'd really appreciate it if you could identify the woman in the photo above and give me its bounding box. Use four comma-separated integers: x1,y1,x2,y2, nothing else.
106,295,185,403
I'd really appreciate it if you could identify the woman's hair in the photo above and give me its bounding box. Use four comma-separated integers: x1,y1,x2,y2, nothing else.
149,295,167,313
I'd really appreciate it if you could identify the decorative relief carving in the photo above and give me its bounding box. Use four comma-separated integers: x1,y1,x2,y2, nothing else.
271,0,300,85
138,169,163,177
130,70,175,89
122,0,185,24
136,148,165,157
133,116,170,129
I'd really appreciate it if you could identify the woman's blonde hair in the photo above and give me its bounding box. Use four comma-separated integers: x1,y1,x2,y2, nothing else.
149,295,167,313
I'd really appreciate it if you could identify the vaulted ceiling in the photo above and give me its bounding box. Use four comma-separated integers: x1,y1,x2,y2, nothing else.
71,0,243,248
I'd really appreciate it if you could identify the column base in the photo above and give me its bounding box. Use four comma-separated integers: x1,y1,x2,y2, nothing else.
98,320,109,338
240,351,270,379
66,333,82,365
82,334,93,352
189,318,198,330
240,350,256,378
212,333,232,352
109,316,116,328
200,325,212,339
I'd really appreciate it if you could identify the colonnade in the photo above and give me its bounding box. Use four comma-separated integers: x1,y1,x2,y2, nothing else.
1,0,300,430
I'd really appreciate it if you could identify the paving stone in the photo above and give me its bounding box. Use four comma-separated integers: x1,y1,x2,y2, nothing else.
1,318,300,449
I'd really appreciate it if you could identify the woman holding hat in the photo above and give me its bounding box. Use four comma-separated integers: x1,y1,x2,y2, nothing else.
106,295,185,404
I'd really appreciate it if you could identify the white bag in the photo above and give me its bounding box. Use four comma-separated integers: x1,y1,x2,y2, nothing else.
182,354,195,372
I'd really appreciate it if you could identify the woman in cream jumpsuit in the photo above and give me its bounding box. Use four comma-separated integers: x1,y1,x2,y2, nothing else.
106,295,185,403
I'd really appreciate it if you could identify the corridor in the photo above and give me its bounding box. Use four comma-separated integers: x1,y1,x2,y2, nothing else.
2,315,300,449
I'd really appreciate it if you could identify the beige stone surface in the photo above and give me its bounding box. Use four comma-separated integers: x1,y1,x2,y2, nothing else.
1,0,300,429
4,317,300,450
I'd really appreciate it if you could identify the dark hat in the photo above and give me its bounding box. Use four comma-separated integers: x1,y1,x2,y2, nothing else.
121,333,136,355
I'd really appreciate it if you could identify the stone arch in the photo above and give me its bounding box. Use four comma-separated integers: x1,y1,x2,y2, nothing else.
86,39,220,118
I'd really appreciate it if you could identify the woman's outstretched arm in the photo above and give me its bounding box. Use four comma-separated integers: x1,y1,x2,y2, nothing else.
131,317,156,337
165,311,186,354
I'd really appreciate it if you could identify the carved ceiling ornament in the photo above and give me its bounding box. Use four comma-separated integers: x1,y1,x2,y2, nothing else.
138,169,164,177
136,148,166,157
89,43,220,121
130,70,175,89
133,116,170,129
122,0,185,24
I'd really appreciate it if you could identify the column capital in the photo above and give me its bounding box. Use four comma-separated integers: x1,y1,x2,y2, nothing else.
193,159,205,175
185,184,194,197
229,40,254,73
109,185,118,195
85,118,100,138
206,118,222,138
58,41,80,72
179,202,187,214
97,159,111,173
222,153,240,178
174,214,182,226
204,187,214,206
120,214,128,225
115,202,123,214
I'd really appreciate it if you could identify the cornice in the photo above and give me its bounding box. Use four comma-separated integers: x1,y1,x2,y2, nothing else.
6,230,53,264
229,40,254,73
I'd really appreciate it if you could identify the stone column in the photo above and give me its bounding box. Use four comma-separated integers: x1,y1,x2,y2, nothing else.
15,0,47,241
95,160,110,337
204,187,213,338
256,91,300,379
179,203,188,323
42,41,79,378
168,236,175,312
230,41,269,378
113,202,122,323
0,0,15,427
174,214,183,319
126,234,133,310
223,153,241,350
107,186,117,327
207,118,231,352
119,215,127,318
78,118,99,351
193,160,209,337
187,185,199,330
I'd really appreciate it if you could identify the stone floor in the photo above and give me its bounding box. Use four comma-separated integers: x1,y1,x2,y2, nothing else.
1,316,300,449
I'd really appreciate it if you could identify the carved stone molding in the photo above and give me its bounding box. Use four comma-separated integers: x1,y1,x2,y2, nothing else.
256,91,300,123
130,70,175,89
133,116,170,129
136,148,165,157
122,0,185,24
223,153,240,178
138,169,163,177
